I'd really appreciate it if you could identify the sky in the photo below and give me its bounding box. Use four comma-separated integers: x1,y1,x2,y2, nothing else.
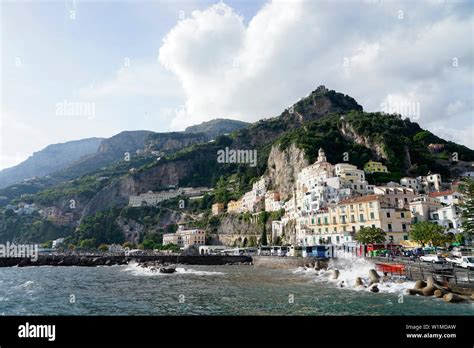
1,0,473,170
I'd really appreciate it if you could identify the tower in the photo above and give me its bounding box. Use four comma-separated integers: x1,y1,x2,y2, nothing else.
317,148,327,163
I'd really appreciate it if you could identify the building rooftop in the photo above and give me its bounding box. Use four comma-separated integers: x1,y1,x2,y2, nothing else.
428,190,456,197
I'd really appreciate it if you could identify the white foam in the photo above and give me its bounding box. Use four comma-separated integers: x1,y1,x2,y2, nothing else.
295,251,415,294
123,263,224,276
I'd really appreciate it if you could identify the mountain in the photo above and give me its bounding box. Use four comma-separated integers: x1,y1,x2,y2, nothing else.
80,86,473,217
1,86,472,245
53,130,155,179
184,118,249,139
0,138,103,189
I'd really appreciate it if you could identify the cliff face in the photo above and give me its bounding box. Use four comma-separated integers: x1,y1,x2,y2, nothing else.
81,176,136,217
266,143,308,200
145,133,207,154
339,121,388,160
82,159,195,217
211,213,274,246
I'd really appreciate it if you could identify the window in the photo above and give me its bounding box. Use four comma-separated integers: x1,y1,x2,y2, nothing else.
388,223,392,231
402,224,406,231
401,212,405,218
386,212,391,218
370,212,375,219
333,217,336,224
359,214,364,222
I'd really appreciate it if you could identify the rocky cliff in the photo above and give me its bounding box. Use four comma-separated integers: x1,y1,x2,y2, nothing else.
266,143,308,200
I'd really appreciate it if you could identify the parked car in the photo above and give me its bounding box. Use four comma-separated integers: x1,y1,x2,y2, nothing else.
413,248,425,257
446,255,462,266
419,254,443,263
459,256,474,270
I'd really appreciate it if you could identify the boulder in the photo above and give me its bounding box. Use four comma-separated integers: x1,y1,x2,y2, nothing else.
414,280,427,290
443,293,466,303
421,286,435,296
407,289,424,296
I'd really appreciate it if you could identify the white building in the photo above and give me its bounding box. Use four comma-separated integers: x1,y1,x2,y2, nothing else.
265,191,283,212
334,163,365,183
430,205,463,234
52,238,65,249
374,185,415,209
419,173,442,192
409,196,442,223
429,190,463,205
400,177,422,192
129,190,182,207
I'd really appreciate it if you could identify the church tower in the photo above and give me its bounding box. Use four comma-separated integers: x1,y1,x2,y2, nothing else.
317,148,327,163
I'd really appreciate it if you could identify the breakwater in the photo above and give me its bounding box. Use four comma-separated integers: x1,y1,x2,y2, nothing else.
0,254,252,267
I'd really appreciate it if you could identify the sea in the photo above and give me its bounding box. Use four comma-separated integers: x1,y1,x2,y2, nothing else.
0,253,472,315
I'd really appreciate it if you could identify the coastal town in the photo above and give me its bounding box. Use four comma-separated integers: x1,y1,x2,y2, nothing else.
153,148,471,254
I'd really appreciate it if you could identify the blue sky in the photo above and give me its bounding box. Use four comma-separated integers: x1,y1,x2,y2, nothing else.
1,0,473,170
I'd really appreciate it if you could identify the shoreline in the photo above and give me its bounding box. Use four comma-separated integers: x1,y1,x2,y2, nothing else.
0,254,252,267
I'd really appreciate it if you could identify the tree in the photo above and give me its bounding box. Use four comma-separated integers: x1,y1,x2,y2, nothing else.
214,176,228,204
354,227,386,244
98,244,109,252
259,212,268,246
79,238,96,249
122,241,134,249
459,178,474,244
142,239,156,250
409,221,445,246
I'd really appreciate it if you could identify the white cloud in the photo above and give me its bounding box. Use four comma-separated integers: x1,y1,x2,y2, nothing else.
156,0,472,148
79,61,182,100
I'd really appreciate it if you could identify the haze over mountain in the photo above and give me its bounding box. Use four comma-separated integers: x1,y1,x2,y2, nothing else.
0,119,250,189
0,138,103,189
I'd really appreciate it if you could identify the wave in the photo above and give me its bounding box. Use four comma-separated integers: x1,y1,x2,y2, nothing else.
294,251,415,294
123,263,225,277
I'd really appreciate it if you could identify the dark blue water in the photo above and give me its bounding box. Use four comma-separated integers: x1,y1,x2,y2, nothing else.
0,264,472,315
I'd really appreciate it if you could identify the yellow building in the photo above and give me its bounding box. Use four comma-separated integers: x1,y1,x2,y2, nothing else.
211,203,225,215
298,195,411,245
363,160,389,174
227,200,242,214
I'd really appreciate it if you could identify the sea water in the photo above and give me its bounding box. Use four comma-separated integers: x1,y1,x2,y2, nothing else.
0,261,472,315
